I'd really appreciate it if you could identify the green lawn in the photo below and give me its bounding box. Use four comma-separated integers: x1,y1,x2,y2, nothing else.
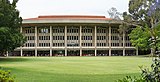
0,56,152,82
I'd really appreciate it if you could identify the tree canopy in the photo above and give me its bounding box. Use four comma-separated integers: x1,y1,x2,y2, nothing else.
125,0,160,55
0,0,26,56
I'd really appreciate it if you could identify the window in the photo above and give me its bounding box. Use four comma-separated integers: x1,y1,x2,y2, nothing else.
67,36,78,40
82,36,92,40
82,28,92,33
111,43,119,46
25,43,35,47
27,36,35,40
97,36,106,40
81,43,92,46
39,28,50,33
67,27,79,33
39,43,50,47
111,28,119,33
111,36,119,40
25,28,35,33
125,43,132,47
125,36,130,40
97,28,106,33
97,43,106,46
53,27,64,33
39,36,50,40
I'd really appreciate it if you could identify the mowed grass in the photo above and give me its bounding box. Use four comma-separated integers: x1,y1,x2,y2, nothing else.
0,56,152,82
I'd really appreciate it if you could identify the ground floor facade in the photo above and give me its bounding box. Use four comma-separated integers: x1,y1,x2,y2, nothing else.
10,47,137,56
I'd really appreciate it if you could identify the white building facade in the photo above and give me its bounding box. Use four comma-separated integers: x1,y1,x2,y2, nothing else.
12,15,138,56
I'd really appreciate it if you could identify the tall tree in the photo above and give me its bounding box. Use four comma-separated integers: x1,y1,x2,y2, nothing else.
126,0,160,56
0,0,26,56
108,7,122,20
108,8,130,51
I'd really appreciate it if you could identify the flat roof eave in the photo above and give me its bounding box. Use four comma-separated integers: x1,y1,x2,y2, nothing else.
22,19,122,24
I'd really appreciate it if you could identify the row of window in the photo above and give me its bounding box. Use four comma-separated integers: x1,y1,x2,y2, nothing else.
82,36,92,40
53,28,64,33
81,43,93,46
111,43,119,46
67,28,79,33
111,36,119,40
24,28,126,34
53,36,64,40
97,29,106,33
97,36,106,40
67,36,79,40
53,43,65,47
39,28,50,33
97,43,107,46
39,43,50,47
26,36,130,41
111,28,119,33
24,43,35,47
26,36,35,40
39,36,50,40
25,29,35,33
24,43,132,47
82,29,92,33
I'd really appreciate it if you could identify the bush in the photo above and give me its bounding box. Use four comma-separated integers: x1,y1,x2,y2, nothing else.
117,57,160,82
140,58,160,82
117,76,145,82
0,69,15,82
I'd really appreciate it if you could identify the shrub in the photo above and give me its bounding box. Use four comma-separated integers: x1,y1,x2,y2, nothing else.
117,76,145,82
0,69,15,82
117,57,160,82
140,58,160,82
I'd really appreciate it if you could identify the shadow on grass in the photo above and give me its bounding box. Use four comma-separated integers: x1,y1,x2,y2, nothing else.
0,57,29,62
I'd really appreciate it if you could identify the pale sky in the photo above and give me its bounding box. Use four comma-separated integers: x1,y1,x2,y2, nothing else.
16,0,129,19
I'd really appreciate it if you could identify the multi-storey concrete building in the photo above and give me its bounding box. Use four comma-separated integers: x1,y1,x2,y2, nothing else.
12,15,138,56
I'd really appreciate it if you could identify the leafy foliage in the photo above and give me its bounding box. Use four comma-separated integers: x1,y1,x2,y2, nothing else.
129,26,151,50
0,69,15,82
108,7,122,20
0,0,26,56
117,76,145,82
118,57,160,82
140,58,160,82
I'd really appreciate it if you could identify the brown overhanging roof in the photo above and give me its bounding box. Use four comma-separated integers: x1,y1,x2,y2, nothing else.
23,15,112,20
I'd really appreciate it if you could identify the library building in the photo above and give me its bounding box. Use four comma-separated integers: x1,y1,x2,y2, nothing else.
10,15,138,56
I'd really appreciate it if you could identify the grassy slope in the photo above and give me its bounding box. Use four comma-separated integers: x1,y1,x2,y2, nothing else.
0,56,152,82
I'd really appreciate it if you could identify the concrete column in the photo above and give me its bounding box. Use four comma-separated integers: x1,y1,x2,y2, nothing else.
50,26,53,57
123,31,125,56
80,49,82,56
20,27,23,57
109,25,111,56
123,49,125,56
35,26,38,57
95,49,97,56
65,26,67,56
65,49,67,56
136,48,138,56
20,49,23,57
50,49,52,57
35,49,37,57
79,26,82,56
95,26,97,56
6,51,8,57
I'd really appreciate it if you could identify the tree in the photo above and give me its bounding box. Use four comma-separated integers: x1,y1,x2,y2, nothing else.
0,0,26,56
108,8,130,55
125,0,160,56
129,26,151,50
108,7,122,20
